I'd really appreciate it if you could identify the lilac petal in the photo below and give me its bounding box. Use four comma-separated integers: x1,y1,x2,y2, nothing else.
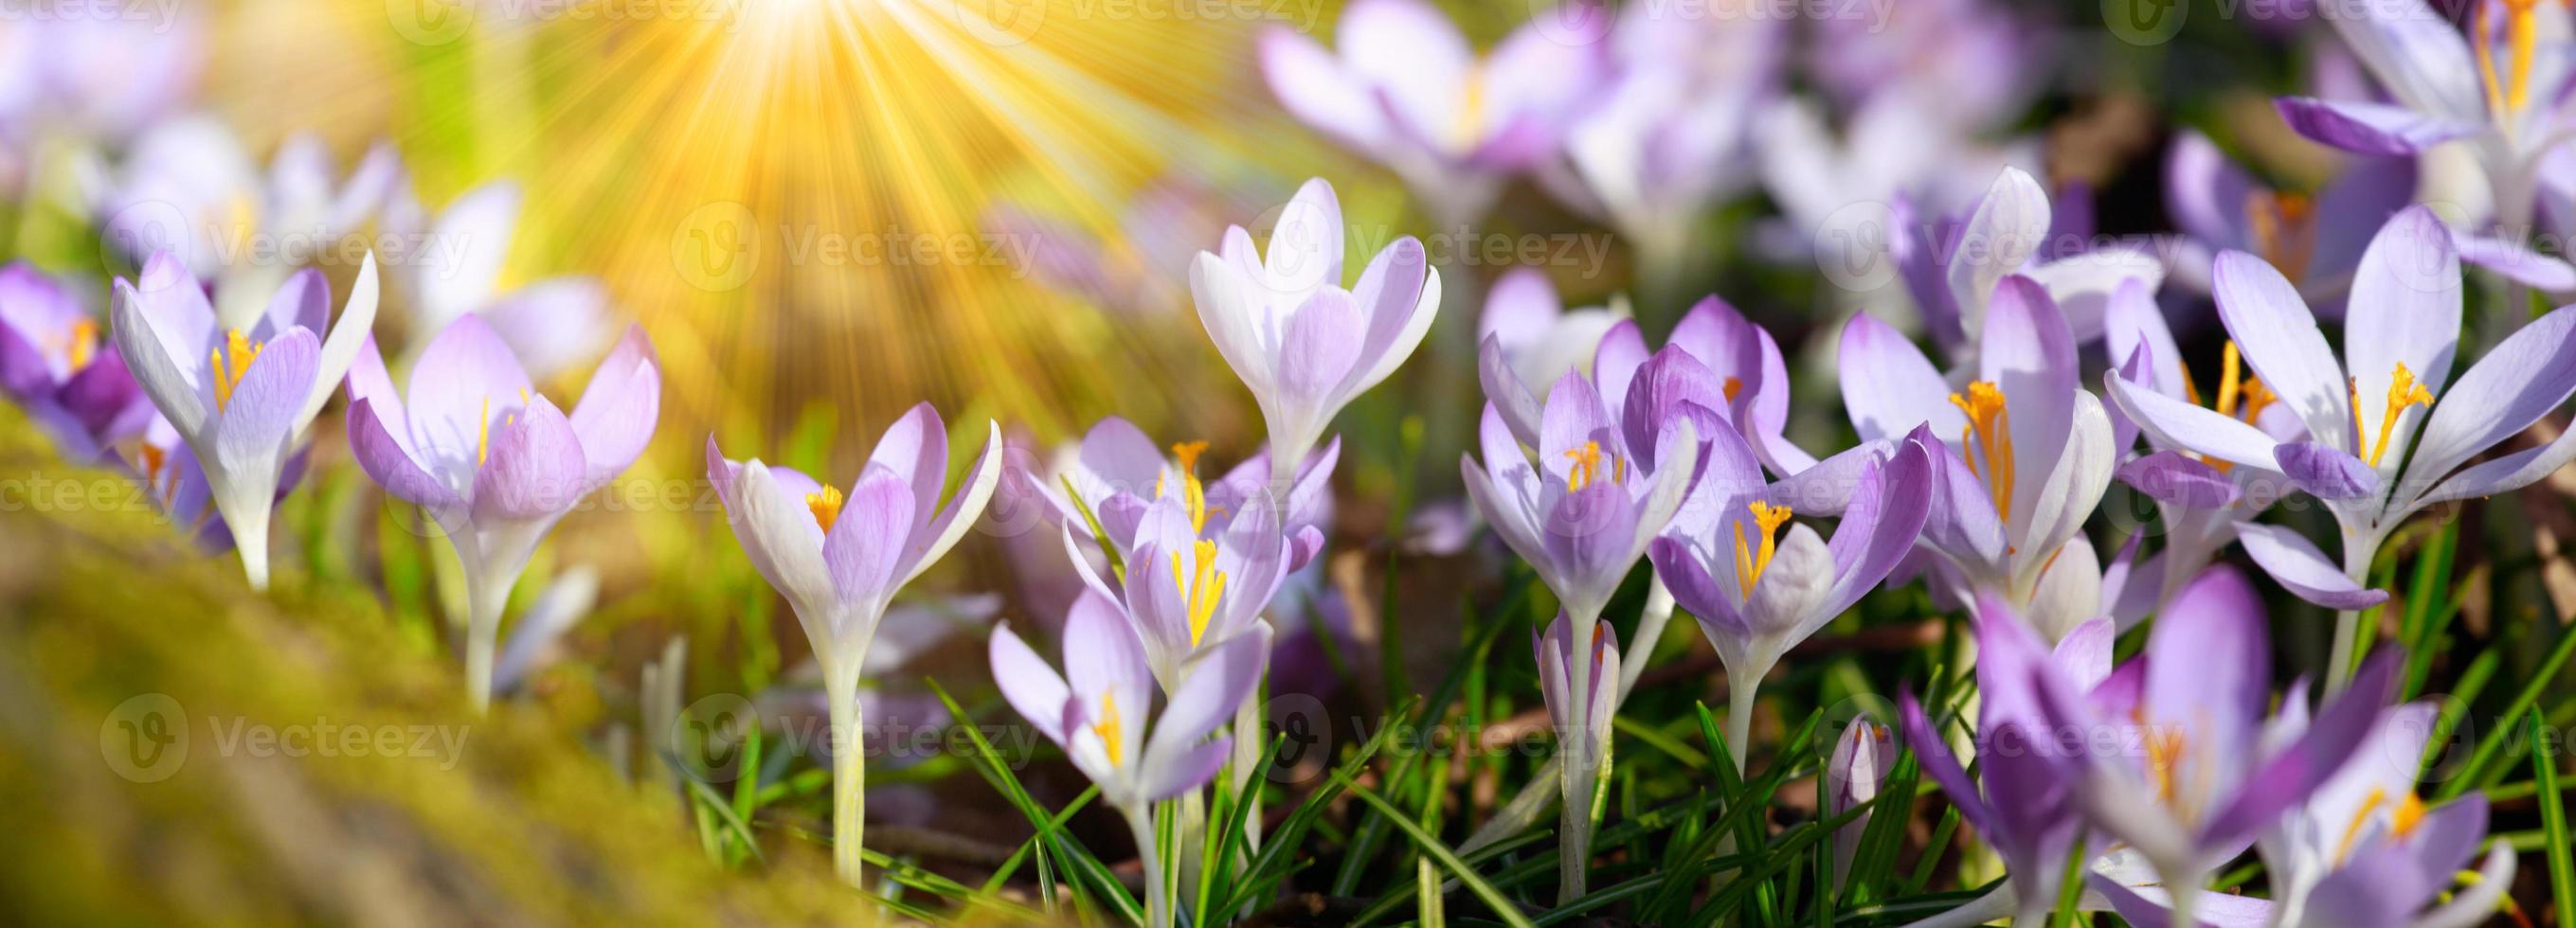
2273,97,2481,155
2102,276,2187,401
210,328,318,473
1281,288,1366,403
343,336,409,455
2343,206,2460,473
1063,587,1152,718
1190,253,1276,394
2145,566,2270,765
1343,239,1437,398
2117,451,2239,509
1922,444,2009,579
58,353,146,442
2455,230,2576,291
2406,305,2576,489
1140,738,1234,803
2274,441,2379,501
2103,372,2283,470
1945,167,2050,334
1541,481,1641,598
1460,457,1546,580
297,252,378,430
1651,538,1746,639
866,402,950,537
1767,438,1891,518
1978,275,2077,522
2051,616,2117,693
823,467,914,606
1259,27,1390,153
479,277,614,378
471,395,588,522
1898,690,1994,835
2233,520,2390,609
1591,319,1648,428
0,316,53,397
1621,347,1729,468
1539,370,1618,479
2212,250,2351,447
1477,334,1543,447
1264,177,1345,295
566,324,658,486
348,396,458,510
988,622,1072,745
1479,268,1559,348
2025,247,2166,342
1076,416,1165,498
1822,441,1934,616
129,253,217,381
2085,872,2279,928
108,277,207,436
1837,312,1962,443
2166,132,2257,248
2201,653,2398,849
2310,156,2419,282
2335,0,2484,120
255,268,331,343
2415,424,2576,509
409,314,535,481
905,421,1001,583
1148,623,1269,761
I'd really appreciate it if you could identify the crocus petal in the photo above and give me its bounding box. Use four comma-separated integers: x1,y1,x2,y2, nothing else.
1259,27,1392,153
1140,738,1234,803
349,397,457,509
1979,275,2078,528
1621,347,1730,468
471,395,587,522
2410,844,2517,928
1945,167,2050,336
1592,319,1648,428
1189,253,1275,393
866,402,951,535
2274,441,2379,501
2201,654,2398,849
297,252,377,434
108,277,207,437
1898,690,1995,836
2102,276,2188,400
258,268,330,342
2405,305,2576,490
2104,372,2284,471
1340,237,1436,399
1838,312,1963,443
479,277,614,378
1767,437,1892,518
1281,288,1366,403
344,336,409,455
2024,247,2166,342
1146,623,1270,766
2273,97,2481,155
408,313,534,484
2144,566,2270,794
2212,250,2351,448
209,328,317,476
1821,441,1934,616
2343,205,2459,476
2414,424,2576,509
988,621,1072,745
1264,177,1345,296
823,467,915,609
2011,393,2115,588
566,324,659,486
2166,133,2258,248
2233,520,2391,610
1478,333,1543,447
2117,451,2240,509
904,420,1002,585
128,253,216,384
2453,229,2576,292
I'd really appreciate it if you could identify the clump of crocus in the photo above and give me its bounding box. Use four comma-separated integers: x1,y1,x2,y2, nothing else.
2028,567,2398,928
706,404,1000,887
1189,177,1438,491
345,313,658,709
991,593,1267,928
0,261,149,459
108,251,378,590
2107,205,2576,687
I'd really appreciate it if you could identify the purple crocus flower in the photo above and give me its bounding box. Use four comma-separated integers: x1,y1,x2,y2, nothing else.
991,596,1267,928
705,403,999,885
983,173,1269,315
1825,714,1894,894
2280,0,2573,242
1061,485,1303,694
1476,269,1625,410
1040,416,1334,564
1534,610,1619,902
2108,205,2576,682
1806,0,2039,135
348,314,657,709
1902,594,2279,927
1461,370,1699,627
1189,178,1438,486
0,261,149,459
1839,274,2117,627
0,8,204,151
109,251,379,590
380,180,612,379
2165,131,2416,305
2028,567,2399,928
95,116,400,323
1900,167,2166,354
1650,422,1932,769
1258,0,1611,223
1555,4,1778,273
1756,87,2035,275
2238,702,2517,927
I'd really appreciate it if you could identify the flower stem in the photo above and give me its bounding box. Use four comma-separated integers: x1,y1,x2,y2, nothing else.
1558,604,1602,904
2325,531,2383,696
232,503,273,592
1725,662,1763,776
829,676,867,888
1126,807,1169,928
462,565,513,714
1231,693,1263,851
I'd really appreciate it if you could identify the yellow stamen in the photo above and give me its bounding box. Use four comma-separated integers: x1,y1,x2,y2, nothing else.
65,319,98,369
207,329,261,413
2478,0,2545,116
2216,341,2247,423
1732,501,1794,596
1169,440,1211,533
2351,362,2437,468
2148,728,2186,803
1563,440,1603,492
1721,376,1744,403
1093,691,1125,767
1170,539,1228,647
1948,382,2015,521
1451,60,1488,150
806,485,844,533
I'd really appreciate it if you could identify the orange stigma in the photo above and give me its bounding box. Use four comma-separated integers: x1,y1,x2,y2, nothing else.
1949,382,2015,521
1733,501,1794,596
806,485,845,533
207,330,262,413
2351,362,2435,468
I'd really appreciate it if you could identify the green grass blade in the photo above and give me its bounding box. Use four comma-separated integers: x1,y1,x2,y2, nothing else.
2532,706,2575,928
1338,774,1538,928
